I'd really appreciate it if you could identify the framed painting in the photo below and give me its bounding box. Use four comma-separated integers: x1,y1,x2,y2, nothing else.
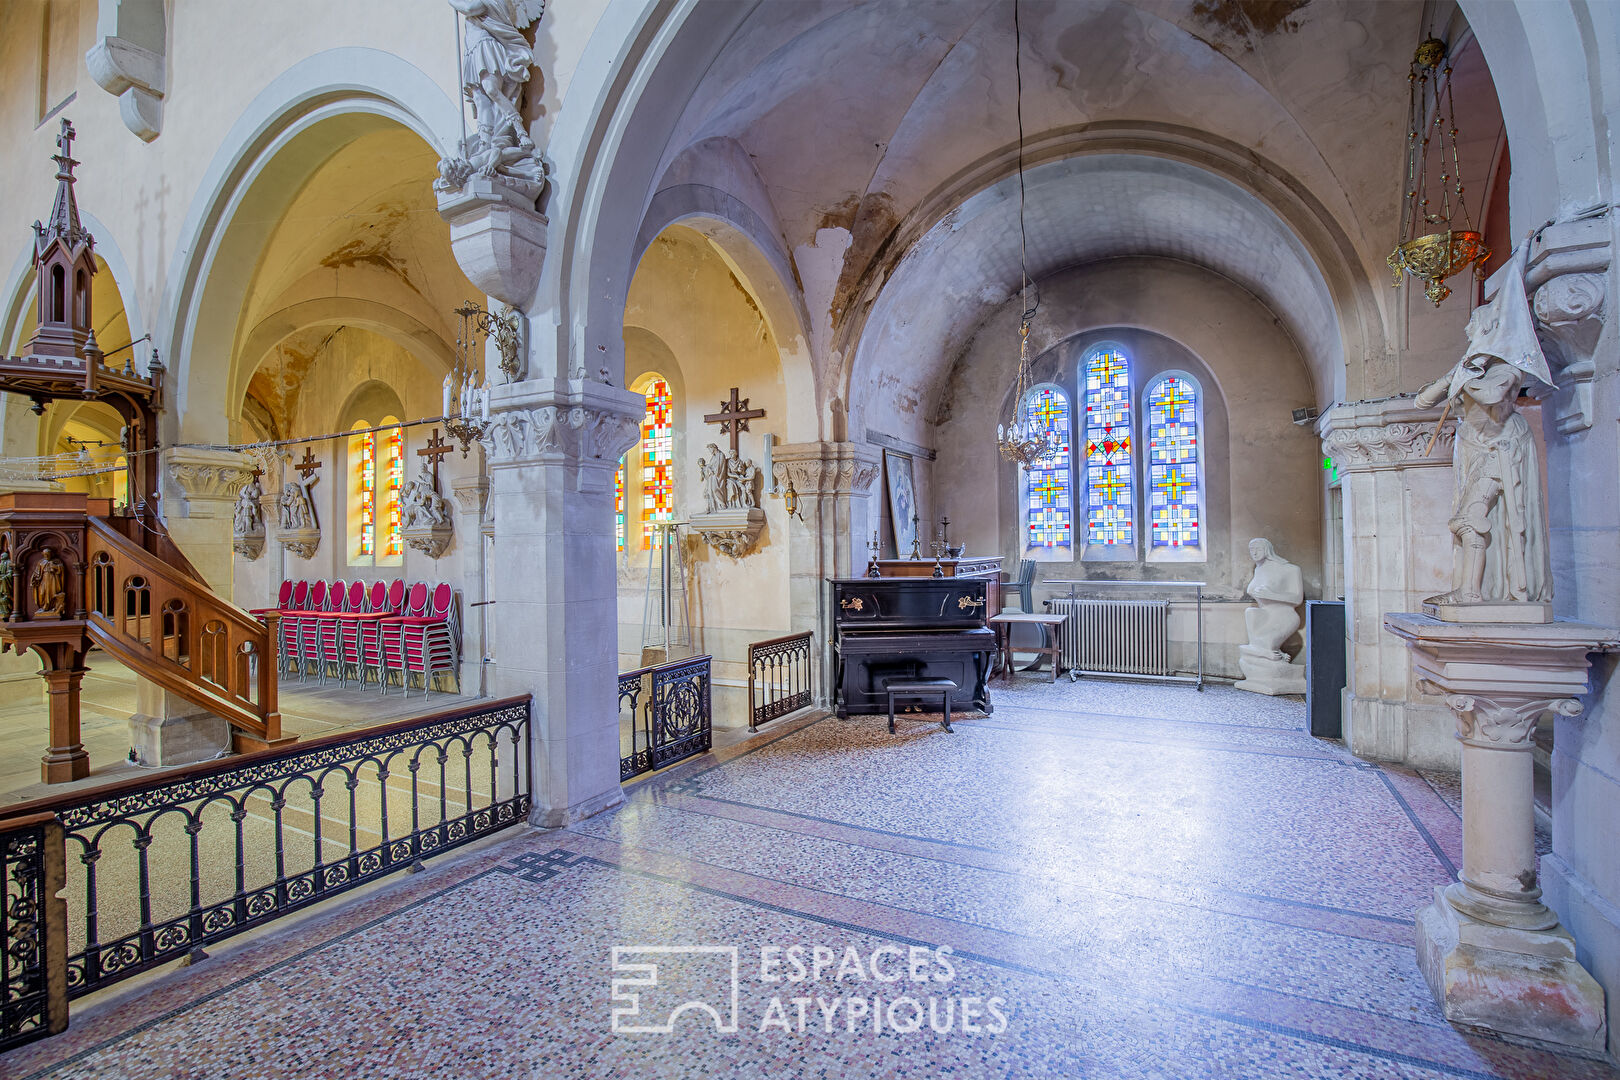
884,449,918,558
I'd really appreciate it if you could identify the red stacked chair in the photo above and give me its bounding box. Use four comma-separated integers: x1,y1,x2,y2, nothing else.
308,580,345,685
331,581,370,686
295,580,329,682
363,580,408,692
269,580,303,677
397,583,459,696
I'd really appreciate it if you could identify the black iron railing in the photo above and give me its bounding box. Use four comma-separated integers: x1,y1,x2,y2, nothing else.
619,655,712,779
1,813,67,1052
0,696,530,1013
747,631,815,731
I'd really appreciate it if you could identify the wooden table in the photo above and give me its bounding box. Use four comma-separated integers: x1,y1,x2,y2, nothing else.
989,612,1067,683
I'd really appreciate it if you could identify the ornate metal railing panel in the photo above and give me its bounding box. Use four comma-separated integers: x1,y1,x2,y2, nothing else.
747,631,815,731
1,813,67,1051
620,655,711,780
0,697,529,1004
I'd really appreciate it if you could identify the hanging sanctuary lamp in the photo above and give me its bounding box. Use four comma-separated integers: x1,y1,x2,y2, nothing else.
1387,36,1490,305
995,0,1057,470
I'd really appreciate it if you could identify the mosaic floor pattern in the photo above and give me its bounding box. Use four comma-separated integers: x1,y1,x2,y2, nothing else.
5,680,1614,1080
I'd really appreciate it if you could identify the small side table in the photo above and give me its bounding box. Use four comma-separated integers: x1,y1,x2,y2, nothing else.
988,612,1067,683
882,678,958,733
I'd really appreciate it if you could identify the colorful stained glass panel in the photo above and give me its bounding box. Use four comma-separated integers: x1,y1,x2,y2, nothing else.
1147,377,1200,548
615,456,626,551
1024,387,1072,548
1084,348,1134,546
356,431,376,558
383,427,403,557
641,378,674,546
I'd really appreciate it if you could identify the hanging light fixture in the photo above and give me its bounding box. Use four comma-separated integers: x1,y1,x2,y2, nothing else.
1387,36,1490,306
996,0,1057,471
444,301,494,455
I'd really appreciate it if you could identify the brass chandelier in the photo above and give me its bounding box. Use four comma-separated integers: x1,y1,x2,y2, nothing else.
1388,36,1490,305
996,0,1058,471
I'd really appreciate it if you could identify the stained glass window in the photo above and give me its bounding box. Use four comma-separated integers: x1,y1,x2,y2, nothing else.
1147,377,1200,548
356,430,376,558
614,456,627,552
1023,386,1072,548
1084,347,1134,546
641,377,674,546
383,424,404,557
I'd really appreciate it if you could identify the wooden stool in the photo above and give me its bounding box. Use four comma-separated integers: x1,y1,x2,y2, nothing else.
988,612,1067,683
883,677,957,733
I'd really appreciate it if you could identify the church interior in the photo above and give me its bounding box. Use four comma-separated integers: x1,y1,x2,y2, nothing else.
0,0,1617,1076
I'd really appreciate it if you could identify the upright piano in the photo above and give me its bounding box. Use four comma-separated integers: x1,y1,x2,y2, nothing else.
830,577,996,718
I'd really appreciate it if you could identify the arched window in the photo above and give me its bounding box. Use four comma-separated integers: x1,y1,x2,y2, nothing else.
1083,345,1134,547
614,457,627,551
1022,385,1072,549
1145,374,1201,549
639,377,674,546
348,417,404,565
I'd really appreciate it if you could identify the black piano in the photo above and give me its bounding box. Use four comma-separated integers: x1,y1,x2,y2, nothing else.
830,577,995,718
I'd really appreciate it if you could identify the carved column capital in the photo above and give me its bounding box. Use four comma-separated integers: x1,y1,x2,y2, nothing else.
1427,688,1583,748
162,448,254,520
480,379,642,493
450,475,492,519
1317,400,1454,474
1526,218,1611,434
771,442,882,497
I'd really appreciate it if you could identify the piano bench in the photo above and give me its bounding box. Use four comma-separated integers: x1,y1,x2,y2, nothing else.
883,678,959,734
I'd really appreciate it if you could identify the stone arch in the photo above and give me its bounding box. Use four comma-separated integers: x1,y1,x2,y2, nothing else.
153,48,461,443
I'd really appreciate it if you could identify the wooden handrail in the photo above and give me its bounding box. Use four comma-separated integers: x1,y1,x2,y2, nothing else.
84,515,280,743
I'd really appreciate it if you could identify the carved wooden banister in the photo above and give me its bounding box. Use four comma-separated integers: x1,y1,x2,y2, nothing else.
84,515,282,746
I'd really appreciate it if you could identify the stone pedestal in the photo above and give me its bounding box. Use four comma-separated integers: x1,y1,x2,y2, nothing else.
690,506,765,557
1235,651,1306,695
480,378,642,826
1386,613,1617,1053
1319,401,1458,767
129,680,231,767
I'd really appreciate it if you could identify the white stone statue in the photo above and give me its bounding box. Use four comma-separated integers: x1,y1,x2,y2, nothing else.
233,475,264,536
1235,537,1307,696
232,474,266,560
278,477,317,533
436,0,549,200
1414,239,1554,623
725,449,759,510
401,468,453,530
698,442,727,514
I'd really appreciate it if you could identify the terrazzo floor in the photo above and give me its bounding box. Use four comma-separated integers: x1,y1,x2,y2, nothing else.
4,678,1614,1080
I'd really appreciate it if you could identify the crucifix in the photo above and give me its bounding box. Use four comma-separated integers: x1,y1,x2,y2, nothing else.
416,427,453,487
293,447,321,481
703,387,766,453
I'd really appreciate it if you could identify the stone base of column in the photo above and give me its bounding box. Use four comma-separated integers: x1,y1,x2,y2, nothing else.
1417,883,1608,1053
129,710,231,767
530,781,624,829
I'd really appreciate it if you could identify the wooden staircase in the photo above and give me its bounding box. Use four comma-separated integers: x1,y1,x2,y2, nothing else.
0,492,287,782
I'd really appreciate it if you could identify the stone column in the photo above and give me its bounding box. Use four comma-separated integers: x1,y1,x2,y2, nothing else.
451,472,492,697
480,378,642,826
771,442,882,702
134,448,252,765
1386,613,1616,1053
161,447,254,597
1318,401,1458,767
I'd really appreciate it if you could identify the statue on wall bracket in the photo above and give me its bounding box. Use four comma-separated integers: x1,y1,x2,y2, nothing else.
1414,239,1555,624
435,0,550,206
278,449,321,560
232,469,266,560
692,442,765,558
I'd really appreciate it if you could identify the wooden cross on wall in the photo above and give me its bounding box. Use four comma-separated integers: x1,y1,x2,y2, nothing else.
417,427,452,487
703,387,766,453
293,447,321,481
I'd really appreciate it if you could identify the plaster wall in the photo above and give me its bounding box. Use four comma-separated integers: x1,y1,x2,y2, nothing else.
617,227,792,723
928,258,1321,683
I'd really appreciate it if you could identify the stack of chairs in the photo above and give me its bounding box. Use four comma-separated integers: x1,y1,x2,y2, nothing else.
254,578,461,695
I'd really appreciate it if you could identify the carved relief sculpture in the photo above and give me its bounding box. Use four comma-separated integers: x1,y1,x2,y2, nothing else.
1235,538,1307,696
232,473,266,560
277,477,320,560
1414,239,1553,623
401,467,455,559
30,547,66,618
692,441,765,557
0,548,13,621
435,0,549,203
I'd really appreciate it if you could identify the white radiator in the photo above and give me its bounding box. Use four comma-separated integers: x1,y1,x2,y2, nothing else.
1047,597,1172,678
